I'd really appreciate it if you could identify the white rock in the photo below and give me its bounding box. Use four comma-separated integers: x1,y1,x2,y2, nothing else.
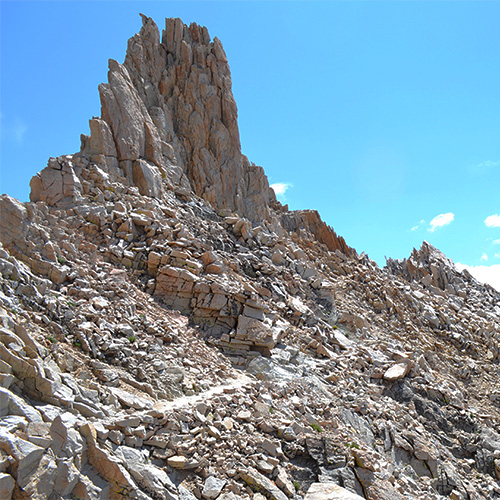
383,362,410,382
202,475,226,499
305,482,365,500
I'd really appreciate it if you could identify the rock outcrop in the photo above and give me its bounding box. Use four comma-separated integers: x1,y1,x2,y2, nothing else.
31,15,275,223
1,14,500,500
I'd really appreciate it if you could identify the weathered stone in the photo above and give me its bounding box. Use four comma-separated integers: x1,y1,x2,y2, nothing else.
0,387,43,423
80,423,137,493
275,467,295,497
222,418,234,431
239,467,288,500
17,453,57,498
109,387,154,410
49,413,85,458
383,362,410,382
179,485,198,500
54,458,80,496
29,157,82,207
1,14,500,500
202,475,226,499
236,409,251,422
133,159,163,198
100,58,163,166
117,446,178,500
84,117,118,157
167,455,187,468
0,195,29,246
304,482,364,500
0,429,45,489
0,472,15,499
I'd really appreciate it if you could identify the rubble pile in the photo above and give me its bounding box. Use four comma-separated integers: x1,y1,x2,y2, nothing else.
1,15,499,500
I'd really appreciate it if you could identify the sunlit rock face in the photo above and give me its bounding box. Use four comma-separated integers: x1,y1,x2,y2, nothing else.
31,15,275,223
2,14,500,500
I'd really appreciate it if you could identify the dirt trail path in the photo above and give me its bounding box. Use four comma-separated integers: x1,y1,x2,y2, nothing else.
154,371,255,412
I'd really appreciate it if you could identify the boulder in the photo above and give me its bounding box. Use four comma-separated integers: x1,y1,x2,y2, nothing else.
133,159,163,198
202,476,226,499
29,157,82,207
383,363,410,382
0,472,15,499
305,482,364,500
0,429,45,489
239,467,288,500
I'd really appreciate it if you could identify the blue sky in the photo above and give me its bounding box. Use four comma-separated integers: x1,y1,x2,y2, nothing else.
1,1,500,288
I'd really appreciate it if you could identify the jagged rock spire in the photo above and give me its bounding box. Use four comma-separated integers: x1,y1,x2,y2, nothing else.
31,15,275,222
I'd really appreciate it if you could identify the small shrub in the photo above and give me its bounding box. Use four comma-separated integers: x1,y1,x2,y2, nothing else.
73,339,82,348
47,335,57,344
344,441,360,449
128,335,136,343
310,422,323,433
293,480,300,492
332,325,338,330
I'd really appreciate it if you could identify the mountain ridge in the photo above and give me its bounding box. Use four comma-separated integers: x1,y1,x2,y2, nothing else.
0,15,499,500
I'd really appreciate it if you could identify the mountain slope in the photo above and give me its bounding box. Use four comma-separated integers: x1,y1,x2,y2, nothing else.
0,15,499,500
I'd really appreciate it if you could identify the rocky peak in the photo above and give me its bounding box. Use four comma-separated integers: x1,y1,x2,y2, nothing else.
31,15,275,222
386,241,455,290
387,240,499,297
3,14,500,500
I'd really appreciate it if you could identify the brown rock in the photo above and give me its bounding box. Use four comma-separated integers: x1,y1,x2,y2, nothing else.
83,117,118,157
282,210,354,256
80,423,137,492
132,159,163,198
0,195,29,247
29,157,82,207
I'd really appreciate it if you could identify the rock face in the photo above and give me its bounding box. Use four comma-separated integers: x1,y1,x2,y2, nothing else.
387,240,472,294
31,15,275,223
282,209,353,256
1,14,500,500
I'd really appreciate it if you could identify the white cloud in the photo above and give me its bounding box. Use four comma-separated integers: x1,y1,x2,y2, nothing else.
484,214,500,228
493,239,500,245
270,183,292,200
476,160,500,168
496,253,500,259
455,263,500,292
429,212,454,232
14,119,27,144
0,115,27,145
481,253,488,261
410,220,426,232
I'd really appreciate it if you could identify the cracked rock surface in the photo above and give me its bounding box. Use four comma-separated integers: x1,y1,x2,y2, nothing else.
1,14,499,500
